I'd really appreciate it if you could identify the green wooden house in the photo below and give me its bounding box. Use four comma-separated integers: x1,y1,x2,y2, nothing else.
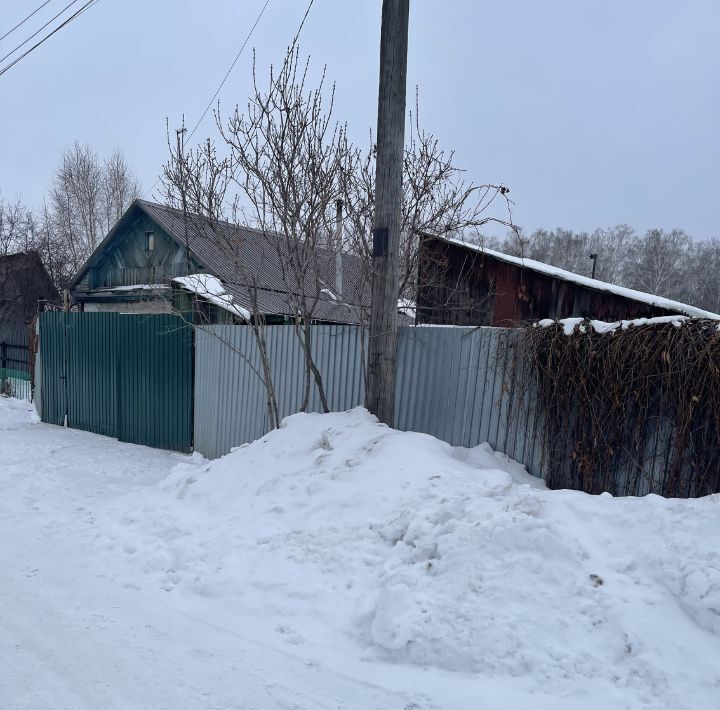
70,200,368,324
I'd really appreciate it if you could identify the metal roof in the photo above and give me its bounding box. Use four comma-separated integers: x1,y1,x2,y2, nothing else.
74,199,372,325
138,200,371,324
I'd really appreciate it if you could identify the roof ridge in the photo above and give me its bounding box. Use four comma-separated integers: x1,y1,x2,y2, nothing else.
137,199,355,259
136,199,271,240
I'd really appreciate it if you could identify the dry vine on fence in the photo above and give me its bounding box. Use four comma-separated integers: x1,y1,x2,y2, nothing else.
515,319,720,497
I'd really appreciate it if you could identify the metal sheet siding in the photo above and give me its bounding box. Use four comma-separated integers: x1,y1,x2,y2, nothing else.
117,315,193,452
34,317,42,416
39,312,69,427
194,325,367,459
38,312,192,452
68,312,118,437
194,325,531,469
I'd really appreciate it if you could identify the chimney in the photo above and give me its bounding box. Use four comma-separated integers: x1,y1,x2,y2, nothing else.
335,199,343,298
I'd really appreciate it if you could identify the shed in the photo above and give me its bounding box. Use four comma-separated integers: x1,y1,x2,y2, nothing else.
0,251,59,325
416,234,720,326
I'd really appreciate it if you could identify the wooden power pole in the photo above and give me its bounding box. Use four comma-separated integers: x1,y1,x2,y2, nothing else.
367,0,410,426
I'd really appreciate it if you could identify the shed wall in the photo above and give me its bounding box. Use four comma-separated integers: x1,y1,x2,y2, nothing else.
417,238,680,326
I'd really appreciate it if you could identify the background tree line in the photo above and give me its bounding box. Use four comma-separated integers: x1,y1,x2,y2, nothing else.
484,225,720,313
0,141,140,290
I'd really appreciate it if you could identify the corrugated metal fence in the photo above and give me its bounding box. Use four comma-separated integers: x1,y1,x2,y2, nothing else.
0,323,32,400
39,312,193,452
194,325,542,472
194,325,366,459
31,316,712,495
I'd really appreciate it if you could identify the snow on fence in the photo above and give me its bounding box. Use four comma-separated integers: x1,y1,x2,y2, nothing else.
0,324,32,401
518,317,720,497
193,325,540,472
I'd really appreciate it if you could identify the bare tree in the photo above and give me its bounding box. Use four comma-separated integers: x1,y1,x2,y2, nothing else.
162,125,281,430
164,50,369,418
214,49,355,412
622,228,694,302
102,149,142,230
0,193,28,255
48,142,140,284
340,102,518,326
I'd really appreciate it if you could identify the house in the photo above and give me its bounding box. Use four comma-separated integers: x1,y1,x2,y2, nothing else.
0,251,59,326
70,199,370,324
416,234,720,326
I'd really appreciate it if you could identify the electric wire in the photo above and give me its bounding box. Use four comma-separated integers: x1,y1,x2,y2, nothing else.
0,0,99,79
186,0,272,141
0,0,56,43
146,0,316,199
0,0,82,65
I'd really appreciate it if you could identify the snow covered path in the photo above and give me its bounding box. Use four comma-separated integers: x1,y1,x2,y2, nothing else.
0,401,429,709
1,397,719,709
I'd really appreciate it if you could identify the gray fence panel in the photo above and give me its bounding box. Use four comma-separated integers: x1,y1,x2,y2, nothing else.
194,325,533,471
194,325,368,460
394,327,513,453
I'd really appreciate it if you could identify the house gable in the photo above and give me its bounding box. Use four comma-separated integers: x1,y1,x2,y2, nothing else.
72,204,202,293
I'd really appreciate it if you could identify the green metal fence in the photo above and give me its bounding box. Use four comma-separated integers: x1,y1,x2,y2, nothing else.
39,312,193,452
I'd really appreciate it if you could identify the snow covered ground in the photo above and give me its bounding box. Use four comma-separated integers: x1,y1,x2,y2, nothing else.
1,397,719,709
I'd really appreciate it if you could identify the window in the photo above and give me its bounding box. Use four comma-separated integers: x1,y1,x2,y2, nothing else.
145,231,155,251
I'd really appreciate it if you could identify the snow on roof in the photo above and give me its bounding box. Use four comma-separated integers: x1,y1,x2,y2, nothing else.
440,236,720,320
397,298,417,319
172,274,250,321
94,284,169,292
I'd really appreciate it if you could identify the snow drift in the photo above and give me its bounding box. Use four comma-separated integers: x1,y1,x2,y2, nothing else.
99,407,720,708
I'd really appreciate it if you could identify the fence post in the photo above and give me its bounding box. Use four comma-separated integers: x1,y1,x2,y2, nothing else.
1,340,6,393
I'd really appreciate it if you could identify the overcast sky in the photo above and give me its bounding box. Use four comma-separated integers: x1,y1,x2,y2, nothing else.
1,0,718,238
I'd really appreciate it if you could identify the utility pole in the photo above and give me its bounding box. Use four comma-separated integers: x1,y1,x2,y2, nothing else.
367,0,410,426
176,125,191,275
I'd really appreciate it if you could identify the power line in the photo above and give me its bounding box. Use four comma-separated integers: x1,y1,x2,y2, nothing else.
0,0,100,79
0,0,82,65
146,0,274,199
187,0,272,142
0,0,56,43
188,0,317,142
148,0,316,200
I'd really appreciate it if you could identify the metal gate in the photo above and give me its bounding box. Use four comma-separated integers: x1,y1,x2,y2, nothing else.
39,312,193,452
0,324,32,400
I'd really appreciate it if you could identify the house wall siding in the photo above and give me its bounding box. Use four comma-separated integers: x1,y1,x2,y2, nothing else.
84,299,173,314
417,238,678,326
75,212,196,292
